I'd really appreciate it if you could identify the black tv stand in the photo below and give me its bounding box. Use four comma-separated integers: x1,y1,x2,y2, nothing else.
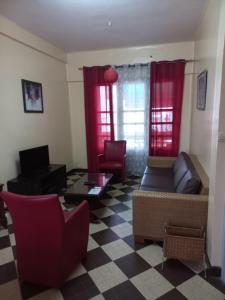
7,164,66,195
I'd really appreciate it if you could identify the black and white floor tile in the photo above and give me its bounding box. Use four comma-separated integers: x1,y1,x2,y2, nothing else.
0,173,225,299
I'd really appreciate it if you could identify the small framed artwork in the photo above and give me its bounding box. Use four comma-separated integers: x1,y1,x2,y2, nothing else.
197,70,207,110
21,79,44,113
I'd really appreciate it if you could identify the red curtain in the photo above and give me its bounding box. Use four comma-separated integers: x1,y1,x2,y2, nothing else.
149,60,185,156
83,66,114,172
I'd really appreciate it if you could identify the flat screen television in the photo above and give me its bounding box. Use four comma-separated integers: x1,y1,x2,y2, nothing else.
19,145,50,176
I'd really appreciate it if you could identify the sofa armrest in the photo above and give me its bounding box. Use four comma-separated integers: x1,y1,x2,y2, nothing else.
132,190,208,241
147,156,176,168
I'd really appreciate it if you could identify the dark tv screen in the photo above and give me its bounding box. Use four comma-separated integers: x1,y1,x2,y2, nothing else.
19,145,49,175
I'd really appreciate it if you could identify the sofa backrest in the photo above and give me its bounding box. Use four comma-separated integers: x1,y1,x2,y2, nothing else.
189,155,209,195
176,170,200,194
173,152,201,194
173,152,209,195
173,152,189,188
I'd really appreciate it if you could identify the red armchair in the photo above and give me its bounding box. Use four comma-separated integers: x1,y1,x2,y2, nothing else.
0,192,89,288
98,140,126,182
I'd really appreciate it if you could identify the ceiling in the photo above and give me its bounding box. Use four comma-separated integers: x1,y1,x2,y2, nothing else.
0,0,207,52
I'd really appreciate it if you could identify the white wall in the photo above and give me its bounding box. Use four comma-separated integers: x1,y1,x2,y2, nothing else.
190,0,225,266
0,15,73,184
190,0,221,175
214,39,225,267
67,41,194,168
207,0,225,267
0,14,66,63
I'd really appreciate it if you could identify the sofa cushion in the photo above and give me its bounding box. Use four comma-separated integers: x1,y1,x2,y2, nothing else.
173,162,188,188
144,166,173,176
182,153,202,187
176,170,201,194
173,152,189,188
173,152,185,173
141,172,174,190
140,185,175,192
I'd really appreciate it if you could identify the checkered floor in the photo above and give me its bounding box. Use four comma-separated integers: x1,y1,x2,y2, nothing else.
1,173,225,300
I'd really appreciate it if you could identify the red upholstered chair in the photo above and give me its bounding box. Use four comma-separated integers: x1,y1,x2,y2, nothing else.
98,140,126,182
0,192,89,288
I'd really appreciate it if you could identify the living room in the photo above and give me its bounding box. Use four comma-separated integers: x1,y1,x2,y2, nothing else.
0,0,225,299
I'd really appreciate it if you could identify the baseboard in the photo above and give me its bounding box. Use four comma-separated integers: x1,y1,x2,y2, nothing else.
205,252,221,277
205,266,221,277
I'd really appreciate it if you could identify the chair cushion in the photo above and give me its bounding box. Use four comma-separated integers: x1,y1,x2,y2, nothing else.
99,161,123,170
176,170,201,194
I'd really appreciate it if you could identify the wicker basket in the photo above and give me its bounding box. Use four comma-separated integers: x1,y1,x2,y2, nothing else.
163,224,205,262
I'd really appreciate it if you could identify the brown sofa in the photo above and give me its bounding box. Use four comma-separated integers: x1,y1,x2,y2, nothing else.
133,153,209,242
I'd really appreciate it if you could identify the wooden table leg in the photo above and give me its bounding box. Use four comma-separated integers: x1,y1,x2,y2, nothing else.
0,184,8,228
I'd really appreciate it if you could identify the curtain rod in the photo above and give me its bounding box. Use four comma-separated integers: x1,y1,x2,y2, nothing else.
77,59,195,70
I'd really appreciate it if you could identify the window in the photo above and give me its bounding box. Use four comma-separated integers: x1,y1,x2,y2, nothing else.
113,82,148,150
150,81,175,153
112,64,150,176
97,86,113,151
151,107,174,151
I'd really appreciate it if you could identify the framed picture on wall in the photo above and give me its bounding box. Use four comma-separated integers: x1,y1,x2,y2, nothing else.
21,79,44,113
197,70,207,110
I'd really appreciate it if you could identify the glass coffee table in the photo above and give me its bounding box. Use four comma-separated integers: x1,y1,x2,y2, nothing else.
65,173,113,202
64,173,113,223
64,173,113,222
